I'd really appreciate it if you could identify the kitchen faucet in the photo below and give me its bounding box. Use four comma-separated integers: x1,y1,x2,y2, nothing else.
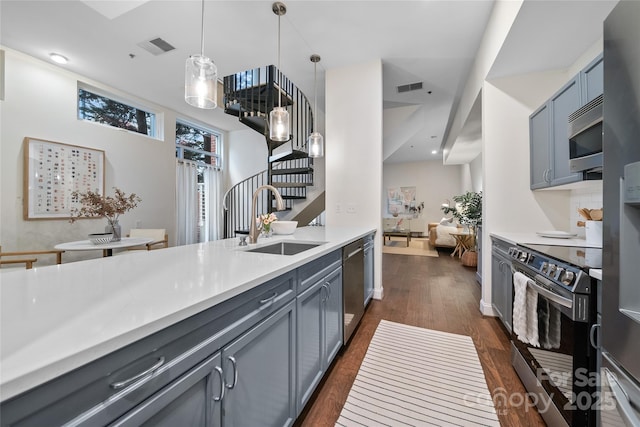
248,185,285,244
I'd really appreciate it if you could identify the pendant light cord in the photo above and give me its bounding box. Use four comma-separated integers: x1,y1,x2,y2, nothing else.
277,13,282,108
313,61,317,132
200,0,205,56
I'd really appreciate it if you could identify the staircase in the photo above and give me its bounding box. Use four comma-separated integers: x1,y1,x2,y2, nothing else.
222,65,319,238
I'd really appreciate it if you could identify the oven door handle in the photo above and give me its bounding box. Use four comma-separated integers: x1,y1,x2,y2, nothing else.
527,277,572,309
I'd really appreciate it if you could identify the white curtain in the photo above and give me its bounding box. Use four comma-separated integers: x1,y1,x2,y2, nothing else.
203,166,223,241
176,160,199,246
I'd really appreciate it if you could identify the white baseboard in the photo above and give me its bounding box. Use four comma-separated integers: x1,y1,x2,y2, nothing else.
480,299,497,316
373,287,384,300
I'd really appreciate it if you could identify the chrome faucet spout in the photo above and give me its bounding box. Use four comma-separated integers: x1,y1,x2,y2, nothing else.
248,185,285,244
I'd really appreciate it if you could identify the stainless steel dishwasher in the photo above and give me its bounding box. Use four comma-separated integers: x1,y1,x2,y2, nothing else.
343,238,365,344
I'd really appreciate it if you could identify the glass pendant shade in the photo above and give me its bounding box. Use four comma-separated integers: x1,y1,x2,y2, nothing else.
269,106,290,141
308,132,324,158
185,54,218,109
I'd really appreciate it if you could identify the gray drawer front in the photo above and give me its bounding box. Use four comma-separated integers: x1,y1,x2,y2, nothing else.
298,250,341,294
0,271,296,427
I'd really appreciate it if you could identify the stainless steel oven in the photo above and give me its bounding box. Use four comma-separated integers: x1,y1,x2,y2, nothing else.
509,244,600,427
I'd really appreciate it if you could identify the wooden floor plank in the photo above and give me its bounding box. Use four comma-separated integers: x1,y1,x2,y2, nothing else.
295,250,546,427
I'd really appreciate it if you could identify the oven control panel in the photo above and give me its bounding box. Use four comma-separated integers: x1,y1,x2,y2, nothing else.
508,247,578,288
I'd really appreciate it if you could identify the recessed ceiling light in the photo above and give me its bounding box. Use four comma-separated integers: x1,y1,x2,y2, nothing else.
49,53,68,64
431,150,438,154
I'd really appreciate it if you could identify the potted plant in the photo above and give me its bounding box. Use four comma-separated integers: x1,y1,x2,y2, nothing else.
441,191,482,266
70,187,141,241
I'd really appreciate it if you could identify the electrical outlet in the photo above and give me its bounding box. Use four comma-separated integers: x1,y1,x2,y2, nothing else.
336,203,342,213
347,204,356,214
135,220,142,228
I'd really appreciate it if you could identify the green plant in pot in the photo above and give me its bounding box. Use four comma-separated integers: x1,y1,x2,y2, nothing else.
441,191,482,252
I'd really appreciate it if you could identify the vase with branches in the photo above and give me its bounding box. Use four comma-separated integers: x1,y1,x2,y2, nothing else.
441,191,482,251
70,188,141,241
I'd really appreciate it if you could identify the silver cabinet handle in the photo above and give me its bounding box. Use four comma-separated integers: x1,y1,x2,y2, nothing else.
605,369,640,426
589,323,601,349
320,284,327,303
325,281,332,300
110,357,165,390
225,356,238,389
213,366,225,401
259,292,278,305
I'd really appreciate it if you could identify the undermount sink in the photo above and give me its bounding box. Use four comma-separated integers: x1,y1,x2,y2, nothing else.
245,241,323,255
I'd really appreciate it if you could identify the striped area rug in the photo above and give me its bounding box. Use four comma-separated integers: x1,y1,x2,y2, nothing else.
336,320,500,427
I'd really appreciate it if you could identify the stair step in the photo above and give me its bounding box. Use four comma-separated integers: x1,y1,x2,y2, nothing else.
269,150,308,162
270,182,312,188
281,195,307,200
239,115,267,134
270,167,314,176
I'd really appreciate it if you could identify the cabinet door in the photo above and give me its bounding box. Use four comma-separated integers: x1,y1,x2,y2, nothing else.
222,301,296,427
324,267,343,368
111,352,223,427
501,256,513,333
296,281,324,412
581,54,603,104
364,242,374,305
550,76,582,186
530,103,551,189
491,253,506,323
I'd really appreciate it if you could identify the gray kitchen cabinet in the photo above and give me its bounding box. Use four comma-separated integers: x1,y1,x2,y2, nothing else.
296,262,343,413
581,53,603,104
0,271,296,427
491,238,513,332
530,54,602,189
530,103,551,189
549,75,582,186
530,76,582,189
363,233,375,305
111,353,223,427
221,300,297,427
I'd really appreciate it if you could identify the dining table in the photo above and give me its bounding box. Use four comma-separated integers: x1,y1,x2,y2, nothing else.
55,237,154,257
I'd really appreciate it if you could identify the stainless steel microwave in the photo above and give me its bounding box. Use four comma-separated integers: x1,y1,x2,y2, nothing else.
568,94,603,173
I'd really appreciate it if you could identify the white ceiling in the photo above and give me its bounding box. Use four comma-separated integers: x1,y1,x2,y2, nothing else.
0,0,494,163
0,1,618,166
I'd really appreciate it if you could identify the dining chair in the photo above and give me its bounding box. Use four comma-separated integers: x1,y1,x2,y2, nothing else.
125,229,169,251
0,245,64,269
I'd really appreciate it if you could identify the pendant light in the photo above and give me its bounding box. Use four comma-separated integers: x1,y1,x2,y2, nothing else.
269,2,290,142
185,0,217,109
308,54,324,158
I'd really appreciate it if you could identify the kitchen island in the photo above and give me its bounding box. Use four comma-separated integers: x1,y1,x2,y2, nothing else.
0,226,376,426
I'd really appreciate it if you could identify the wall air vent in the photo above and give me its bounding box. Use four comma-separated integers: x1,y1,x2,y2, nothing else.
137,37,176,56
397,82,423,93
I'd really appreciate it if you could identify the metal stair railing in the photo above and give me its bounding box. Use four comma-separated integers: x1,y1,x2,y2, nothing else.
222,65,317,238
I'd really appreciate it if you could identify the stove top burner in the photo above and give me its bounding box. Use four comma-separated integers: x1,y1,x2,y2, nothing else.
521,244,602,270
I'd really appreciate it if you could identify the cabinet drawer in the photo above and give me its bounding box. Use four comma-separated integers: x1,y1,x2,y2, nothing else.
298,250,341,294
0,271,296,427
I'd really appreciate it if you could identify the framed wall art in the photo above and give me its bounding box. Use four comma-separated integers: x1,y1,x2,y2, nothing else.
23,137,105,220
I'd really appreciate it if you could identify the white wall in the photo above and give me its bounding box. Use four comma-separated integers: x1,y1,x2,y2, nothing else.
326,60,383,298
1,49,180,263
469,154,483,192
383,161,462,222
481,55,604,314
226,129,268,190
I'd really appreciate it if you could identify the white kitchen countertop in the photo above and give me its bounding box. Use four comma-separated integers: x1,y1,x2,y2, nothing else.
490,231,602,248
590,269,602,281
0,226,375,402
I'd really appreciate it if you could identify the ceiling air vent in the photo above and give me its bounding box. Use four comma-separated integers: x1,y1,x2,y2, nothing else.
397,82,423,93
137,37,176,56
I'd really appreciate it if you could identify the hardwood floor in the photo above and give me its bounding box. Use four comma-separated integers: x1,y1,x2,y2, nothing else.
295,250,546,427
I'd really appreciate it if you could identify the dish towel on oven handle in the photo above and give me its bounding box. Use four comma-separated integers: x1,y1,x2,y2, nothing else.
512,272,541,347
513,272,529,343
